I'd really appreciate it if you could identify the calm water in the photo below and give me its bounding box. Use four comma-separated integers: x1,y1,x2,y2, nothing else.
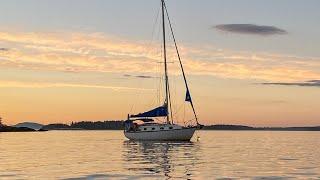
0,131,319,179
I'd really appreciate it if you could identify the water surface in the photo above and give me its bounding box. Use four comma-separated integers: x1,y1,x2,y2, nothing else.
0,131,319,179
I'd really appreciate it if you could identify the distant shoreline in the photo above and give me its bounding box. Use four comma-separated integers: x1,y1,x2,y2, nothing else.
48,129,320,132
42,122,320,131
2,121,319,132
2,128,320,132
0,126,37,132
203,125,320,131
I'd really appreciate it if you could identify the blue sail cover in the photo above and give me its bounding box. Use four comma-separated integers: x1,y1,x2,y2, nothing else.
130,105,168,118
185,89,192,102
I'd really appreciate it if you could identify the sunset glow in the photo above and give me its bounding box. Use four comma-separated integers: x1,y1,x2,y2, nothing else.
1,0,319,126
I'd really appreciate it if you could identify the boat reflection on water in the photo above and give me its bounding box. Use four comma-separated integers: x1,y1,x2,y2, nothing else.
122,140,202,179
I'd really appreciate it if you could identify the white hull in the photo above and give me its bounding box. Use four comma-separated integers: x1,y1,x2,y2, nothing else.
124,127,196,141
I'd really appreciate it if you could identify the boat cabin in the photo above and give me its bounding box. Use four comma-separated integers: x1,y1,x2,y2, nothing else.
124,119,182,132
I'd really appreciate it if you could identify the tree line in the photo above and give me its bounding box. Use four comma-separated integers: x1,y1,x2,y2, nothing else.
43,121,124,130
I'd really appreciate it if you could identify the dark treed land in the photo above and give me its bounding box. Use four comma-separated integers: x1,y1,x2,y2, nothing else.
0,126,36,132
0,117,36,132
43,121,320,131
43,121,124,130
1,120,320,132
203,124,320,131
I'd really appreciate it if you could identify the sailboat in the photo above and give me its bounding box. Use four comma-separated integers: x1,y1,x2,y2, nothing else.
124,0,202,141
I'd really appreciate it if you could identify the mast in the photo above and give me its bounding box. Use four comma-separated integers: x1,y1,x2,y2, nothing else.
161,0,170,124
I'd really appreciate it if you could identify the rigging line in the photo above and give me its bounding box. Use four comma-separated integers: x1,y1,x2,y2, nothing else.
156,7,163,107
161,0,171,124
164,2,199,125
172,102,184,117
144,0,161,53
158,16,164,107
145,3,161,58
158,45,163,105
129,5,161,115
167,79,174,124
151,5,161,44
167,27,177,125
183,104,186,126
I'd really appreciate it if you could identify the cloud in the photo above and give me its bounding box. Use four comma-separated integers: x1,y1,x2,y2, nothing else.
214,24,287,35
0,48,9,51
124,74,155,79
0,30,319,82
0,80,153,91
262,80,320,87
136,75,154,79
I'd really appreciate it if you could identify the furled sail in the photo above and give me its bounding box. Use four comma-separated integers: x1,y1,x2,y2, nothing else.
130,105,168,118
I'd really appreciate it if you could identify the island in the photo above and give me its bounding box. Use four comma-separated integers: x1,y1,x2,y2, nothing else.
0,117,43,132
0,125,36,132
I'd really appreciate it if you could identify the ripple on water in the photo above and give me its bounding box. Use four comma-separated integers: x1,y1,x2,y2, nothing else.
295,166,317,170
278,157,299,161
0,174,17,178
62,173,163,180
252,176,294,180
0,131,319,179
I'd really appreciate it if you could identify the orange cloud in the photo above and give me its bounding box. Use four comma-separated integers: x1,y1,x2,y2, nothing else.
0,80,153,91
1,30,320,82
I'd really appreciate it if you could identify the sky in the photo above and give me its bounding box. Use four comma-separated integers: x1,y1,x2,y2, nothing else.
0,0,320,126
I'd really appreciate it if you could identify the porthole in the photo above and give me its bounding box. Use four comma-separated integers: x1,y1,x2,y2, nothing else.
169,127,173,129
144,128,147,131
152,128,155,130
